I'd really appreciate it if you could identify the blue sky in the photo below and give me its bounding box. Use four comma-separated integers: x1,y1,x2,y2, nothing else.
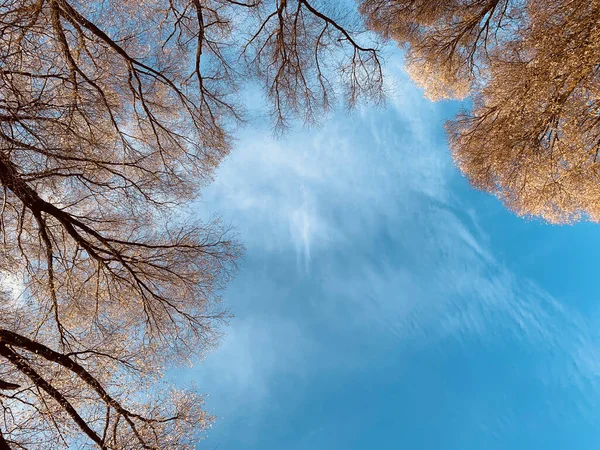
178,51,600,449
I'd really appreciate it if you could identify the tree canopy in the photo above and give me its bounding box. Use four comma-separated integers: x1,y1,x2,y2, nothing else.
361,0,600,223
6,0,598,446
0,0,383,448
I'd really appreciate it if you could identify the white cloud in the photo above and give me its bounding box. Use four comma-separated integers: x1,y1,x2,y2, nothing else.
182,313,317,420
0,270,26,308
201,57,453,260
194,52,600,424
289,184,314,274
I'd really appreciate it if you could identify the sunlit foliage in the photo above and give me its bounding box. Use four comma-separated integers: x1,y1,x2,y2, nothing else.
0,0,383,448
362,0,600,223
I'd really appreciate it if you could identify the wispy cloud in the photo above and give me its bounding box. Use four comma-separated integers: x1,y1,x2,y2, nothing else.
289,185,313,274
182,312,317,431
0,270,26,308
190,53,600,445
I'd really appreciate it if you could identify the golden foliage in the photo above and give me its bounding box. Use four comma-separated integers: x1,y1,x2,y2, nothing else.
362,0,600,223
0,0,383,448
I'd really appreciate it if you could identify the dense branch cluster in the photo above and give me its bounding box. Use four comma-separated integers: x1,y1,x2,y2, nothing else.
361,0,600,223
0,0,383,448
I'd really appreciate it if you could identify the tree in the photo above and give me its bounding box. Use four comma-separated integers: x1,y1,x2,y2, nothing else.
0,0,383,448
361,0,600,223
